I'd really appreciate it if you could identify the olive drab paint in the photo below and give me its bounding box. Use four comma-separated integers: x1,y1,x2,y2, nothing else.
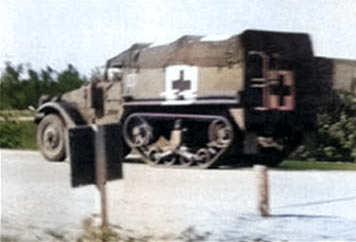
36,30,330,168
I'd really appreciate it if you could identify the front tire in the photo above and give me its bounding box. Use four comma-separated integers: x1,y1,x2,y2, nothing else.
37,114,66,161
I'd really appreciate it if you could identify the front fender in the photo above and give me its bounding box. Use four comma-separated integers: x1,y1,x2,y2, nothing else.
35,101,86,128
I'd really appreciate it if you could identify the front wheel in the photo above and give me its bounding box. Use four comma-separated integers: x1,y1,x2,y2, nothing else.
37,114,66,161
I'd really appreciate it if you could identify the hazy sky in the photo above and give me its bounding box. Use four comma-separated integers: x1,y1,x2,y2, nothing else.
1,0,355,76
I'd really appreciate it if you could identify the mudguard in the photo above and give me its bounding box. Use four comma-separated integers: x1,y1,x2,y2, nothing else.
35,101,86,128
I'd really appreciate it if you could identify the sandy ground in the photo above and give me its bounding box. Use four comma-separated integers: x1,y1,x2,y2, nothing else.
1,149,356,241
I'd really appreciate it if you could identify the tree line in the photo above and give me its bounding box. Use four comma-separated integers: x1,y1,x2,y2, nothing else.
0,62,87,110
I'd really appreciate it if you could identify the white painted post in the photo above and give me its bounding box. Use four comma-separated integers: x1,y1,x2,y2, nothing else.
94,125,109,232
254,165,270,217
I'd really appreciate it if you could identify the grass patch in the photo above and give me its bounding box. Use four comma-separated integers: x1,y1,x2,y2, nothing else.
0,109,35,119
0,120,37,150
279,160,356,171
44,229,67,241
77,217,148,242
1,235,19,242
76,217,210,242
18,121,37,150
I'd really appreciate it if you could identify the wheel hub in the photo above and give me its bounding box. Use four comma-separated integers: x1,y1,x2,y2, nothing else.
44,127,59,149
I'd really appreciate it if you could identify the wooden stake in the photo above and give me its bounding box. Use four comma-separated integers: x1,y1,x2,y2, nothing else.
94,125,109,232
254,165,270,217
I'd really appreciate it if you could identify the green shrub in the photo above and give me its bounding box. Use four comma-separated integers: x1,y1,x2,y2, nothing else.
0,121,22,148
293,90,356,162
0,120,37,150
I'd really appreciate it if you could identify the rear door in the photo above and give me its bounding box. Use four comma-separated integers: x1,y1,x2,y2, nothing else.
244,51,295,111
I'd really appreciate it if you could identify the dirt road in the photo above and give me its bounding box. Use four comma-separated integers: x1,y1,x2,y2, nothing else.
1,149,356,241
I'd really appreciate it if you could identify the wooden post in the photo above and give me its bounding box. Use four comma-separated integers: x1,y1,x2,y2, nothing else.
94,125,109,232
254,165,270,217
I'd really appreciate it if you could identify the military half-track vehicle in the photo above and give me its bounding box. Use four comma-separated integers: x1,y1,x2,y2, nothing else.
35,30,319,168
